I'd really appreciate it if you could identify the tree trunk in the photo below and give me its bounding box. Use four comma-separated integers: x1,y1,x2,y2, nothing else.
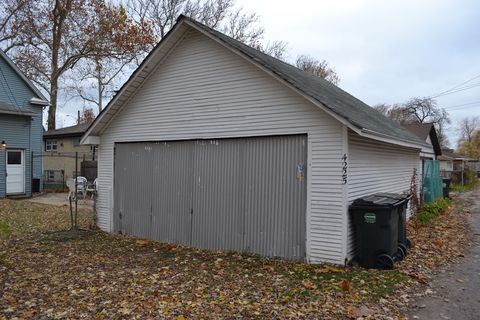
48,79,58,130
96,58,102,113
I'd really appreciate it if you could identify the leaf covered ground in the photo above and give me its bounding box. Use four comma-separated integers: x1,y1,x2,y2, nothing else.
0,192,473,319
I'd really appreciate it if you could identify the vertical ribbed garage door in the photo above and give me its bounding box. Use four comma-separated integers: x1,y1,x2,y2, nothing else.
114,135,307,260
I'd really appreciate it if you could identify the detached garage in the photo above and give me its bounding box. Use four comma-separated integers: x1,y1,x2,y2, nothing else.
82,15,427,265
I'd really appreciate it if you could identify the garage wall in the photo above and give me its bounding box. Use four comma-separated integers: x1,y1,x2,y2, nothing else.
97,28,346,264
346,131,420,259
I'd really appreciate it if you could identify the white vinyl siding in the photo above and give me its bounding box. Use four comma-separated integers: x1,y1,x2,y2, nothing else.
96,29,346,264
346,131,420,259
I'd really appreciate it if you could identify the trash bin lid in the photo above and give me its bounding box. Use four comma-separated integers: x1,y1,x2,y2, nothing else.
372,192,411,201
351,194,403,208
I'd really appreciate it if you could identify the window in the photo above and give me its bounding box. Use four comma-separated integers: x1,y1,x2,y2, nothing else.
73,137,81,147
45,139,57,151
45,170,55,182
7,151,22,165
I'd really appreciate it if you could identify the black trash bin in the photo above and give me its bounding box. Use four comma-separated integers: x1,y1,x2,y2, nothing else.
372,193,411,253
350,194,404,269
32,178,40,193
442,178,451,199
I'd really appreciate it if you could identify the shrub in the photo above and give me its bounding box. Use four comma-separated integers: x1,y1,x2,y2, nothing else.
415,197,450,225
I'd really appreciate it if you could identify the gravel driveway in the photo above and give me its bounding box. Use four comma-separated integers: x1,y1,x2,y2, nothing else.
407,187,480,320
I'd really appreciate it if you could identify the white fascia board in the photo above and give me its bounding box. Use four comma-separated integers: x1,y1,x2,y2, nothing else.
81,135,100,145
30,97,49,106
360,129,424,151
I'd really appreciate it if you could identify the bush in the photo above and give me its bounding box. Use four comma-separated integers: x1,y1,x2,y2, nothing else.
415,197,450,225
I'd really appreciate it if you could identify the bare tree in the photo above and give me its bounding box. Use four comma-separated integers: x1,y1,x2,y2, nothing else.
372,97,451,148
126,0,277,51
0,0,155,128
457,116,480,144
0,0,28,52
457,130,480,159
67,2,155,112
295,54,340,85
0,0,104,129
373,103,390,116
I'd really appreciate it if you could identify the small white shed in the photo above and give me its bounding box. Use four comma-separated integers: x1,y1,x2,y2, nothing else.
82,15,427,265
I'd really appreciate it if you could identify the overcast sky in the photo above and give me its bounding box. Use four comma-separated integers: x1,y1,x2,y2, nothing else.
58,0,479,148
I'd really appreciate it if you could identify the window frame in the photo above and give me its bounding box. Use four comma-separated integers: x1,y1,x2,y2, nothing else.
45,139,58,152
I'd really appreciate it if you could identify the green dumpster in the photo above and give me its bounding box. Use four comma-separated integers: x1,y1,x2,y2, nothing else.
350,194,405,269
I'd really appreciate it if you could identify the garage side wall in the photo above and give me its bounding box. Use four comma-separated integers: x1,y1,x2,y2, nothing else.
346,131,420,259
97,29,346,264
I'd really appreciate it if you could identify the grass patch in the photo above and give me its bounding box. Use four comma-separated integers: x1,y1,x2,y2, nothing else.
290,264,409,302
0,221,11,236
451,179,479,193
415,197,450,224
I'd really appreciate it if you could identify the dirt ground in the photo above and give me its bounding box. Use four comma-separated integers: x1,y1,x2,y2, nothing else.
407,187,480,320
0,187,476,319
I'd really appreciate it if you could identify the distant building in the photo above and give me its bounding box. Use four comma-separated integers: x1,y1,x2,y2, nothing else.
0,49,49,198
43,122,96,189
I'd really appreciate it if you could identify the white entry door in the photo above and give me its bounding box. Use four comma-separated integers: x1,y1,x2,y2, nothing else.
6,150,25,194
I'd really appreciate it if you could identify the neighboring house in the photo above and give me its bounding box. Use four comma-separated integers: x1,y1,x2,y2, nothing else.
402,123,441,161
403,123,443,203
0,49,49,198
82,16,427,264
439,149,479,182
43,122,96,188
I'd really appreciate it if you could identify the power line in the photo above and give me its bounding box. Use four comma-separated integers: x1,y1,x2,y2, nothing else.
430,74,480,98
444,100,480,109
432,82,480,98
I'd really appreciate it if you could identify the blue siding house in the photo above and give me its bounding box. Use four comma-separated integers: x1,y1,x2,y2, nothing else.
0,49,49,197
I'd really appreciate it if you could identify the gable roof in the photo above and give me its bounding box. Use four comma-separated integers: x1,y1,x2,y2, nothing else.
402,122,442,155
44,122,91,138
0,49,49,105
82,15,427,149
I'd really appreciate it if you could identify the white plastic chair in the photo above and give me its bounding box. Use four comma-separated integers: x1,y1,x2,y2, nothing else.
86,178,98,199
67,176,88,199
76,176,88,199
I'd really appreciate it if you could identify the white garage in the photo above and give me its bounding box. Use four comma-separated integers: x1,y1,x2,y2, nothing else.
82,15,426,264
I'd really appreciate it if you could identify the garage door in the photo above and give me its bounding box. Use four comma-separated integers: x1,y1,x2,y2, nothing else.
114,135,307,260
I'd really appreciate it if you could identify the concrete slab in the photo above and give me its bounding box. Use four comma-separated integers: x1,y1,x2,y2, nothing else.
27,193,94,210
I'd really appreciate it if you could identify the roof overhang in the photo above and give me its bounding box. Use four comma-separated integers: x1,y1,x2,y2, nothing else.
30,97,49,106
0,109,37,117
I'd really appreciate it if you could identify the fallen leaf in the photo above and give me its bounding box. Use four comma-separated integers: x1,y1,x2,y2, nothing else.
340,279,352,291
433,240,445,248
135,239,149,247
302,279,317,289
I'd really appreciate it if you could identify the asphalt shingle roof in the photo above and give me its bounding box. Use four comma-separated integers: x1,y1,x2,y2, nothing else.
44,122,92,137
184,16,426,146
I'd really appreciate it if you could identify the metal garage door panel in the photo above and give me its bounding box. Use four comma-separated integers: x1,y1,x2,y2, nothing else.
114,135,307,260
150,141,193,246
114,143,153,238
242,135,307,260
191,139,244,251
